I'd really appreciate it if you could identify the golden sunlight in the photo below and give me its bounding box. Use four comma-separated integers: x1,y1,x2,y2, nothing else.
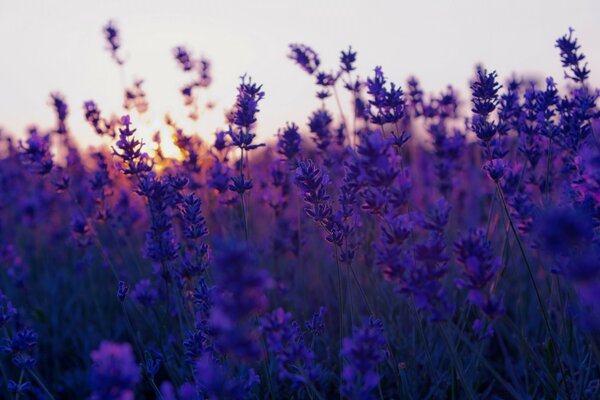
132,114,183,162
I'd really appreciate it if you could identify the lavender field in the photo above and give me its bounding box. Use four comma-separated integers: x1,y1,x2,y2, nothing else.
0,15,599,400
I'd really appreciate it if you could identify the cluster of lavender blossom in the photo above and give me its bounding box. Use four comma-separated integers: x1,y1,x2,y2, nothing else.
0,21,599,399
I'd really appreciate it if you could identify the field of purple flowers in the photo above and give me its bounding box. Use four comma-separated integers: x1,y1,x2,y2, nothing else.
0,21,599,399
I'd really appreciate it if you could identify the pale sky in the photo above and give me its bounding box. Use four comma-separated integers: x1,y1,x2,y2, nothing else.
1,0,599,148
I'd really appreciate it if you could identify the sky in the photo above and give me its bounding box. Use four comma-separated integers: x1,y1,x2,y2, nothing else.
1,0,599,149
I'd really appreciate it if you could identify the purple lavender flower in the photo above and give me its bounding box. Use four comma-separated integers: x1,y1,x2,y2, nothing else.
260,308,322,388
123,79,149,114
454,229,503,318
1,328,38,369
340,46,357,73
535,207,594,256
341,317,387,399
90,341,141,400
194,354,253,399
228,174,253,195
305,306,326,336
207,159,231,194
497,78,522,135
315,71,338,99
294,159,337,234
180,193,208,240
18,128,53,175
483,158,506,182
103,20,124,65
406,76,424,117
288,43,320,75
556,28,590,83
84,100,111,136
277,122,302,162
307,109,333,152
233,75,265,131
471,67,501,118
0,291,17,327
71,214,92,247
355,132,399,188
366,66,405,125
210,240,272,361
213,130,229,153
117,281,129,302
143,351,161,379
112,116,152,176
418,197,451,232
7,380,31,394
50,92,69,134
131,279,159,307
184,327,212,367
409,232,453,320
470,67,501,145
173,46,194,71
137,174,180,266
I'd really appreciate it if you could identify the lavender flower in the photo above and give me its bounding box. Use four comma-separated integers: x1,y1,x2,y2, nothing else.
341,317,387,399
260,308,321,388
103,20,124,65
137,174,180,266
194,354,254,399
340,46,357,73
210,240,272,361
0,291,16,327
497,78,522,135
295,159,341,245
233,75,265,131
131,279,159,307
1,328,38,369
308,109,333,152
50,92,68,134
470,67,501,145
18,128,53,175
556,28,590,83
288,43,320,75
117,281,129,302
7,380,31,394
207,159,231,194
305,306,326,336
366,66,405,125
454,229,503,318
535,207,594,256
90,341,141,400
112,115,152,176
471,67,501,118
173,46,194,71
277,122,302,161
84,100,111,136
483,158,506,182
180,193,208,240
228,174,253,195
123,80,148,114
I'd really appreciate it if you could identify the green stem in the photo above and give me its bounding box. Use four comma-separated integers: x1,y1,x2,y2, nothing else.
439,326,476,400
149,378,166,400
347,264,402,395
15,369,24,400
408,298,437,381
496,182,571,397
544,137,553,203
334,246,345,379
27,369,56,400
